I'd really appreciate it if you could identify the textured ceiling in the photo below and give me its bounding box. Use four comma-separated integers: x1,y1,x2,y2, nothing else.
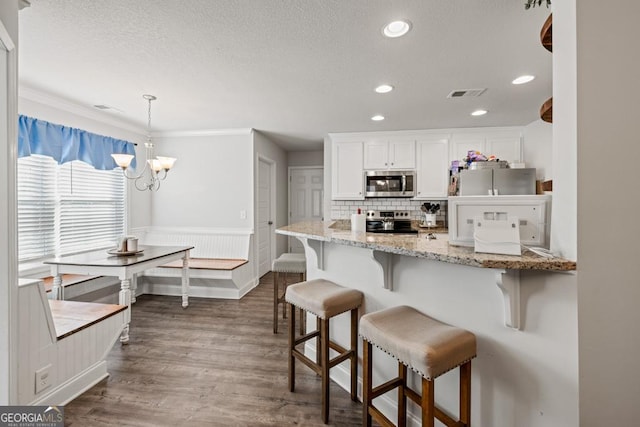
18,0,552,151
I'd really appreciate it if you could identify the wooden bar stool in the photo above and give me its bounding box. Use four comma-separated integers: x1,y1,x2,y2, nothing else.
360,305,477,427
272,253,306,334
285,279,363,424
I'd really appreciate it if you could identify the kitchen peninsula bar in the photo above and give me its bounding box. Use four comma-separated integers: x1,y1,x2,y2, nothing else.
276,221,578,427
277,221,576,271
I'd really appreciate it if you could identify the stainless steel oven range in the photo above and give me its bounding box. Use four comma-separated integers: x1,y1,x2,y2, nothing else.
365,210,418,234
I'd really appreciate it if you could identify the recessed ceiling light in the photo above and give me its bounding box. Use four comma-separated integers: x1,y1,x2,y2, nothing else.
375,84,394,93
471,109,488,116
371,115,385,121
512,75,535,85
383,20,411,38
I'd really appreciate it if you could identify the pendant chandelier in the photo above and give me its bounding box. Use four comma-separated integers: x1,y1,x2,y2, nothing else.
111,94,176,191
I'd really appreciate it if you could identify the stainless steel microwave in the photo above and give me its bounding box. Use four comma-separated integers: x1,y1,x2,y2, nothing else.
364,170,415,198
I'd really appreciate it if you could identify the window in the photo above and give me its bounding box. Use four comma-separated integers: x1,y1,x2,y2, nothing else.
17,154,125,262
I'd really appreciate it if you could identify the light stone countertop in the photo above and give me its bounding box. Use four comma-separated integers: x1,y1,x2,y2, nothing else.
276,221,576,271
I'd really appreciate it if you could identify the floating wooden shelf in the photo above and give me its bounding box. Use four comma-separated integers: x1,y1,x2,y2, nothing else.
540,14,552,52
540,97,553,123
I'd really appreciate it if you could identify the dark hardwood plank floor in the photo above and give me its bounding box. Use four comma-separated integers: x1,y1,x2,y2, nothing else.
64,272,362,426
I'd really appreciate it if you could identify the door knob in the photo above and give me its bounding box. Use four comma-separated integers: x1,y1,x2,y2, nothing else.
268,221,273,225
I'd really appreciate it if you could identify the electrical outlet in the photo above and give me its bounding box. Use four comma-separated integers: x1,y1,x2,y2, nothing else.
240,210,247,219
35,364,52,394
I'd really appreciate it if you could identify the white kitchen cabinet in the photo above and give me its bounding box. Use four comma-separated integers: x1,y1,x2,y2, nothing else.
415,137,449,199
450,131,522,164
364,139,415,170
331,140,364,200
486,136,522,164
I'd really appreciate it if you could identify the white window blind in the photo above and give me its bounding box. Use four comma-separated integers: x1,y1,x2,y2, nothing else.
17,155,57,260
58,161,125,255
17,155,126,262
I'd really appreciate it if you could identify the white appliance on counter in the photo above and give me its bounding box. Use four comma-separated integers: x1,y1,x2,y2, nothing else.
448,195,551,248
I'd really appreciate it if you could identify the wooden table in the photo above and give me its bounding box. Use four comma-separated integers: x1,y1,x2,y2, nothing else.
44,245,193,343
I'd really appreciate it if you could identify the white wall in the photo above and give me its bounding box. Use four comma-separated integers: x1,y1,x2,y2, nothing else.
0,0,19,405
253,131,288,257
287,150,323,167
523,119,552,181
573,1,640,424
151,132,253,230
551,3,577,260
18,95,150,229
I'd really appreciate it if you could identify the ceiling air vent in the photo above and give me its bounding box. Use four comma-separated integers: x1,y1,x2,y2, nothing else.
93,104,123,113
447,88,487,98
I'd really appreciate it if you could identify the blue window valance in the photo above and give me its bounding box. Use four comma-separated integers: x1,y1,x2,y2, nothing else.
18,115,137,170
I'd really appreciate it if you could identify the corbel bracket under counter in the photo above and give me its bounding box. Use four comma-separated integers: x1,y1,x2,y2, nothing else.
307,239,324,270
496,269,521,330
371,250,393,290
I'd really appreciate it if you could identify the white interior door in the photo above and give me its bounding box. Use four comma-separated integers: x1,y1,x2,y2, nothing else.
257,158,273,277
289,167,324,253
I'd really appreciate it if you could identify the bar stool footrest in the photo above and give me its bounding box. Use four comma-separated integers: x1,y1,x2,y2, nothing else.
292,348,322,375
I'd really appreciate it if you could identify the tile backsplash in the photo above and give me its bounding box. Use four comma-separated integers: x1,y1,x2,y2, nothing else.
331,199,447,225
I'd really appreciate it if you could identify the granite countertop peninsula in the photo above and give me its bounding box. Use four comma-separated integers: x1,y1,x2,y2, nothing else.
276,221,576,271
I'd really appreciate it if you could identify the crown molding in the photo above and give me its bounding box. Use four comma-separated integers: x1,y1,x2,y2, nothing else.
19,86,146,135
328,126,524,141
156,128,254,138
19,86,253,138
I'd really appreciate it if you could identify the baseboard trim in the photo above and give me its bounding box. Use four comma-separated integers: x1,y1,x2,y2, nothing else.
143,282,242,300
29,361,109,406
237,277,260,299
140,275,260,301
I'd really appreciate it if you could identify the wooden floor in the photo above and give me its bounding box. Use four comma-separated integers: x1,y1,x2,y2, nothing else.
64,272,363,426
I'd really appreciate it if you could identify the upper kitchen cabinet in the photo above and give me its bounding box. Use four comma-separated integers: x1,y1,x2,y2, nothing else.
450,129,523,164
331,140,364,200
363,139,415,170
415,137,449,199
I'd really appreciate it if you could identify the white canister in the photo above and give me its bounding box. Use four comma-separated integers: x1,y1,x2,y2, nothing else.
126,237,138,252
424,213,437,227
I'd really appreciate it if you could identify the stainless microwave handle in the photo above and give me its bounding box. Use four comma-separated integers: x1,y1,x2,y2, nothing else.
401,174,406,194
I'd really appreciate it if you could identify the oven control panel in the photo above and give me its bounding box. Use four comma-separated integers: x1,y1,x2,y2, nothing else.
365,210,412,221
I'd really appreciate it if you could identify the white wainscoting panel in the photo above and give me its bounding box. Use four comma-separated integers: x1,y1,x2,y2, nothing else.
139,226,252,259
17,280,125,405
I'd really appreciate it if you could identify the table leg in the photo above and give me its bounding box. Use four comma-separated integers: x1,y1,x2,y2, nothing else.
182,252,190,308
119,278,132,344
131,273,137,303
51,274,63,300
